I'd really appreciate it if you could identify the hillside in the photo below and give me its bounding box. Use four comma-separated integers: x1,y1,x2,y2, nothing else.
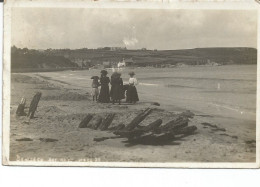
47,47,257,66
11,47,78,72
11,46,257,71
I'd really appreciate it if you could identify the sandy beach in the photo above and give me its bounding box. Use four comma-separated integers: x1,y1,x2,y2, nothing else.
9,66,256,162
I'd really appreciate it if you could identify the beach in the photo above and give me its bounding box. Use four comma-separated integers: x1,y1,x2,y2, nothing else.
9,65,256,162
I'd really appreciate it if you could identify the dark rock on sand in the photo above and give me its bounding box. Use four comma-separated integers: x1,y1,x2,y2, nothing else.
245,140,256,144
16,138,33,141
151,102,160,106
39,138,58,142
201,122,226,132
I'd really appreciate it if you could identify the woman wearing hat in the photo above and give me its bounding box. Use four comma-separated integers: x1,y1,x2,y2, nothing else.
127,71,139,103
98,70,110,103
110,72,124,105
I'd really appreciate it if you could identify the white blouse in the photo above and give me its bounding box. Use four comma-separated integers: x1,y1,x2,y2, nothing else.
129,77,138,86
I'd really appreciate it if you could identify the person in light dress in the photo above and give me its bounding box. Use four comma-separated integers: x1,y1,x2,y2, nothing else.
126,71,139,104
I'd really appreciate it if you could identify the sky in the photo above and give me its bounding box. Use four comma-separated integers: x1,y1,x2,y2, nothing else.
12,8,257,50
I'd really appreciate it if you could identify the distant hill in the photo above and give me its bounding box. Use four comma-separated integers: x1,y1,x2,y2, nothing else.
11,46,78,72
11,46,257,71
45,47,257,66
191,47,257,65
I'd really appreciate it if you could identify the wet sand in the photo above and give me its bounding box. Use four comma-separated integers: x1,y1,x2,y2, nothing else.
9,71,256,162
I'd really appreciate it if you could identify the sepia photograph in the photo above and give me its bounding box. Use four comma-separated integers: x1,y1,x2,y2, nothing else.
2,1,259,167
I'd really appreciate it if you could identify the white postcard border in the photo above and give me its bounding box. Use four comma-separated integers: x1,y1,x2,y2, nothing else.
2,0,260,168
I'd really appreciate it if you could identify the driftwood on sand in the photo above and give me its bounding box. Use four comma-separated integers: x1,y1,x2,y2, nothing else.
78,113,115,130
158,116,189,133
88,116,103,130
125,108,153,131
99,113,115,131
108,123,125,131
16,97,27,116
141,119,162,132
94,108,197,145
27,92,42,119
180,110,195,119
124,132,176,145
93,136,122,142
173,126,197,135
114,129,145,139
78,114,93,128
81,108,197,146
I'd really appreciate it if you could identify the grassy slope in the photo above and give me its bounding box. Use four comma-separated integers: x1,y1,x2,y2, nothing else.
68,47,257,65
11,47,257,71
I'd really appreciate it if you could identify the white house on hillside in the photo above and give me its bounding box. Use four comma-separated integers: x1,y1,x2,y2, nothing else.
117,58,134,68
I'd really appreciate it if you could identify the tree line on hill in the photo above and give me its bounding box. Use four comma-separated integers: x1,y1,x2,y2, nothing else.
11,46,257,72
11,46,78,71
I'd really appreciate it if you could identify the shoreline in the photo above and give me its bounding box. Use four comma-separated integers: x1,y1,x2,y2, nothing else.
21,67,256,122
11,64,257,73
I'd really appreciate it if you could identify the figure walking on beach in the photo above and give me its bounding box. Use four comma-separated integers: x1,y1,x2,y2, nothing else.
127,71,139,104
110,72,124,105
91,76,100,101
98,70,110,103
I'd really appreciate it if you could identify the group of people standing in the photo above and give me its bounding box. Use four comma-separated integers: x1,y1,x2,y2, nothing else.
91,70,139,105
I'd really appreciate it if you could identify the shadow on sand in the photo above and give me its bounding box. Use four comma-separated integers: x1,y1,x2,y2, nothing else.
123,133,196,147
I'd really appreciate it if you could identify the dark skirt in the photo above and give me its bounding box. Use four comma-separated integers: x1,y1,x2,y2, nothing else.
98,84,110,103
126,85,139,103
110,85,124,100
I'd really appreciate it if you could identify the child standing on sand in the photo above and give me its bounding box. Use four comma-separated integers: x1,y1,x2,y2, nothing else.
91,76,100,101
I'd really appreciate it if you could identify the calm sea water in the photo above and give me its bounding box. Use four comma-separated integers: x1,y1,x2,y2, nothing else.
36,65,257,120
135,65,256,119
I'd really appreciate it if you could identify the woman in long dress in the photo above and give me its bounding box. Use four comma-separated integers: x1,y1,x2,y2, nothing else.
126,71,139,103
110,72,124,105
98,70,110,103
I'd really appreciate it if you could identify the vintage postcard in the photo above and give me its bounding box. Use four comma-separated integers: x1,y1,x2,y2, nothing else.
2,0,259,167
